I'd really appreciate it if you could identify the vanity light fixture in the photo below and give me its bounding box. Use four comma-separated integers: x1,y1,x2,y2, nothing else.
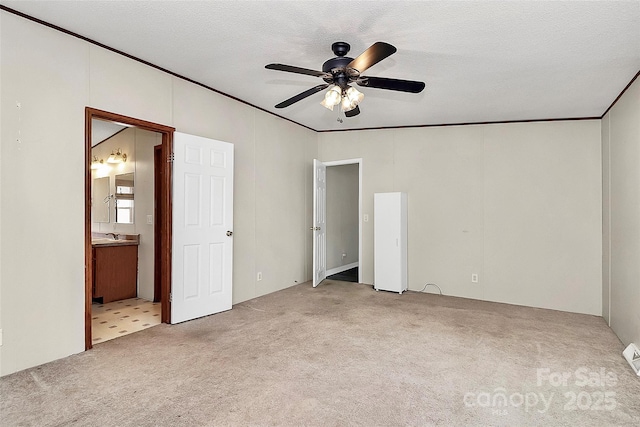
90,155,105,169
107,148,127,164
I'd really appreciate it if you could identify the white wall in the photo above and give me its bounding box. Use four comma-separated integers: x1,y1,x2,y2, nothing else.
91,127,161,301
171,80,317,302
131,128,161,301
326,164,359,271
0,14,3,371
319,120,602,315
0,12,315,376
1,12,87,377
603,77,640,346
602,110,611,325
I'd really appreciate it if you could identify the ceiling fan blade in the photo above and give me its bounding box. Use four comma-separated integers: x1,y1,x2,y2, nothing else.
357,76,425,93
347,42,397,74
344,105,360,118
274,84,330,108
266,63,330,78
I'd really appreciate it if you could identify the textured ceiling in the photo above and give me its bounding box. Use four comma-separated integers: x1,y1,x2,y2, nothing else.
91,120,127,147
2,1,639,131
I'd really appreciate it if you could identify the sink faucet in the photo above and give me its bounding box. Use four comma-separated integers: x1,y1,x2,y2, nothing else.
106,233,118,240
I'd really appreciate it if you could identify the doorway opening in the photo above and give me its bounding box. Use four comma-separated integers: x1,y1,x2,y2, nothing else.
312,158,362,286
85,107,174,350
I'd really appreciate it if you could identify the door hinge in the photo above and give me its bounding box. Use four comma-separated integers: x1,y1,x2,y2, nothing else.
169,293,173,302
167,152,175,163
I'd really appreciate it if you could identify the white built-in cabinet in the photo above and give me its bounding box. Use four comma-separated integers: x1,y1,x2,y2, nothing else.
374,192,408,294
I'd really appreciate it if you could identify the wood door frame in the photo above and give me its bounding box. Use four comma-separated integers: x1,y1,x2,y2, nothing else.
85,107,175,350
153,145,163,303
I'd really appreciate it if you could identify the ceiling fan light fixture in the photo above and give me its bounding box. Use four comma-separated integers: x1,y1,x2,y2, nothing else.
341,97,355,112
323,85,342,107
341,86,364,112
346,86,364,104
320,97,335,111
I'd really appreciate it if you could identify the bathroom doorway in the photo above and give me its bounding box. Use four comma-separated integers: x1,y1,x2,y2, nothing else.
85,107,175,350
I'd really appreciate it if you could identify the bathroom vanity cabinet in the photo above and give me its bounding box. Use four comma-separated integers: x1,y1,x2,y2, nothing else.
92,242,138,303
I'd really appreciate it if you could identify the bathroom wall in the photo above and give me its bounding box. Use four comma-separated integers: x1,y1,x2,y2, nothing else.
91,127,161,301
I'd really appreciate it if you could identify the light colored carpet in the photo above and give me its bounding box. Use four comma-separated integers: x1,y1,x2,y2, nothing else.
1,280,639,426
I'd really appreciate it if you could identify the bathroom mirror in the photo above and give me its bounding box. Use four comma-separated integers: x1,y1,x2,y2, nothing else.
115,173,134,224
92,177,110,223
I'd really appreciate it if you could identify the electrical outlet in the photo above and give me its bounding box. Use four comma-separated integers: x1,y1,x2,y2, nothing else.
257,272,262,282
471,274,479,283
364,214,369,222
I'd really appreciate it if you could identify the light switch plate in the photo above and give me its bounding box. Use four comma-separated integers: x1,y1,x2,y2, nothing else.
147,215,153,225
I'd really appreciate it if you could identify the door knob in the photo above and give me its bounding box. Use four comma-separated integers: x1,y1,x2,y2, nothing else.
226,231,233,237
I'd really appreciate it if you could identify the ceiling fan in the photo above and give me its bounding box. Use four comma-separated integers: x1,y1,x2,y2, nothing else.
265,41,425,118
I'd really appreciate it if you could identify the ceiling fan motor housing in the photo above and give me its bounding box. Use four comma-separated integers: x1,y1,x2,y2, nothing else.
323,57,355,89
331,41,350,56
323,42,357,88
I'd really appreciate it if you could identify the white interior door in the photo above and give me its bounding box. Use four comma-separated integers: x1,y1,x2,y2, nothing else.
313,159,327,287
171,132,234,324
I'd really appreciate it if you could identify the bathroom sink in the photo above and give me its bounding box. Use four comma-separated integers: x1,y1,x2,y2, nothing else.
92,238,114,244
91,238,135,246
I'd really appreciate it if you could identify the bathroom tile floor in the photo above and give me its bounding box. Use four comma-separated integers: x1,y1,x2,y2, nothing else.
92,298,161,344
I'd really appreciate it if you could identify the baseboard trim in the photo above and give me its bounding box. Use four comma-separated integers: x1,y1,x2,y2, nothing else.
326,262,359,277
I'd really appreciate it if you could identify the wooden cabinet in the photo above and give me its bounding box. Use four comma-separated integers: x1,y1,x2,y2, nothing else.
92,244,138,303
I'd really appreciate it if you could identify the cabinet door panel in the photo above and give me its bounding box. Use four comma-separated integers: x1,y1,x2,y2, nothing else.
94,245,138,303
